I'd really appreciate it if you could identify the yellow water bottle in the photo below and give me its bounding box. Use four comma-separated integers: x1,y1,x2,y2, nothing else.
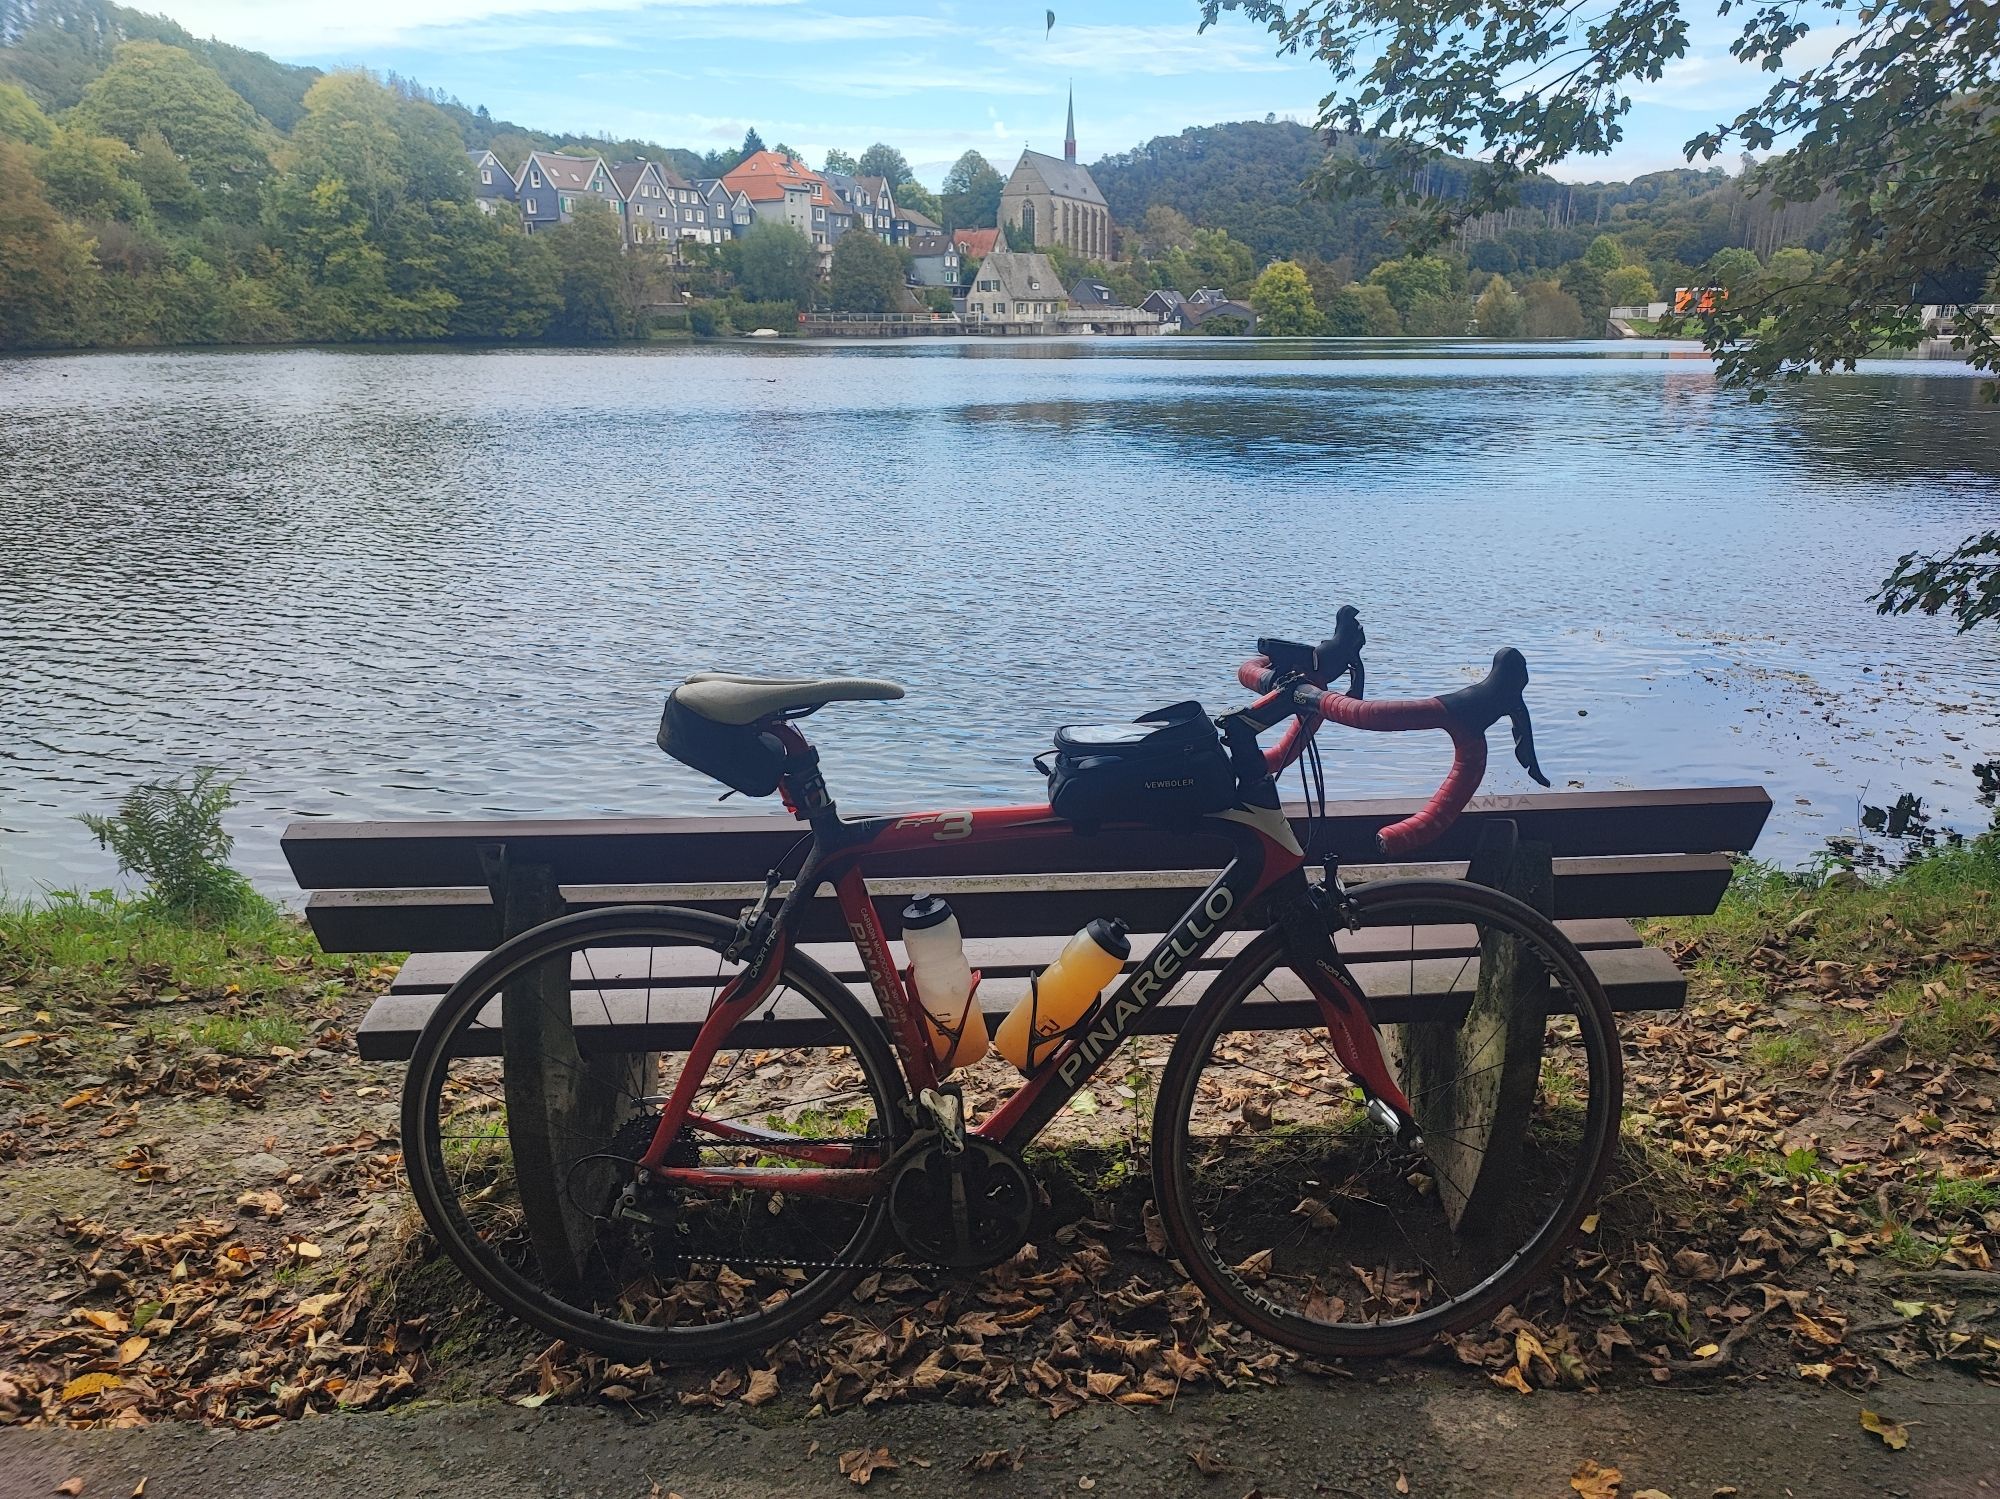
994,918,1131,1075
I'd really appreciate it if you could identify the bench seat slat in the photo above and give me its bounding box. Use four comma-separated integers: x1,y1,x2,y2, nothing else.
353,944,1684,1062
384,918,1646,996
307,856,1729,953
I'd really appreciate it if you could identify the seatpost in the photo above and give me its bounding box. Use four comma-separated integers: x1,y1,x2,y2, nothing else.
771,723,838,823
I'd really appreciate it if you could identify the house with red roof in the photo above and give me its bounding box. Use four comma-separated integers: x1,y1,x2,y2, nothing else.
720,150,853,250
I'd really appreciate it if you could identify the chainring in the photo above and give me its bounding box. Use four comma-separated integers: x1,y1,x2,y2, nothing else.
886,1137,1036,1269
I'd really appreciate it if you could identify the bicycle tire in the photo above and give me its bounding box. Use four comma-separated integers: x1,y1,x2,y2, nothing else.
401,904,909,1362
1150,877,1623,1358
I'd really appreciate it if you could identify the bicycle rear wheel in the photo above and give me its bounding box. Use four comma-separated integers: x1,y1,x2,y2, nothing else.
402,906,908,1362
1151,878,1622,1358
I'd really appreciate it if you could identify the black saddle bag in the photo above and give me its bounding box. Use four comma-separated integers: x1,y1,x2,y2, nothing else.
1041,701,1236,827
658,694,787,797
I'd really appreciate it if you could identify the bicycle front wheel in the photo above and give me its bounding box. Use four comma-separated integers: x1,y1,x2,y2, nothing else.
1151,878,1622,1358
402,905,908,1362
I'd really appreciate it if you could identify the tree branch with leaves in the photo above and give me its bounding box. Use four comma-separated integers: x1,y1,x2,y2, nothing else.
1204,0,2000,626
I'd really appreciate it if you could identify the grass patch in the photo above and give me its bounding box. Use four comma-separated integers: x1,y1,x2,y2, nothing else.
0,889,334,1003
188,1008,310,1056
1927,1173,2000,1219
0,888,383,1011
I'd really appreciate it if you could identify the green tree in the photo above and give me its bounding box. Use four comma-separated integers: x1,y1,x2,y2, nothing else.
1558,262,1610,332
1405,294,1472,335
1704,247,1762,294
286,71,471,235
132,128,200,219
1367,255,1453,316
38,127,149,222
72,42,271,220
546,208,636,340
857,143,911,186
940,150,1004,230
0,81,53,147
1249,260,1321,334
894,179,941,222
822,147,859,175
1582,234,1624,270
1761,248,1816,289
828,229,905,312
274,175,396,340
1138,204,1197,255
0,139,96,347
1474,277,1523,337
1603,265,1658,308
739,127,766,161
733,221,817,306
1324,281,1400,335
1520,281,1586,338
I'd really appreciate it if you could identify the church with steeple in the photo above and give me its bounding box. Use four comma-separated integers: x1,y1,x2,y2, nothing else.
998,87,1111,258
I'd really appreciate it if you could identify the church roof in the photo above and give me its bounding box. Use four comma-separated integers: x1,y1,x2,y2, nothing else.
1015,149,1105,207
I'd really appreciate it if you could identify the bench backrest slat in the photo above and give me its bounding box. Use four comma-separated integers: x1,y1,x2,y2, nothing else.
282,785,1770,890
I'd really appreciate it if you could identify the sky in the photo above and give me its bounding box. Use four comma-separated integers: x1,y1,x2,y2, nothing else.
133,0,1836,185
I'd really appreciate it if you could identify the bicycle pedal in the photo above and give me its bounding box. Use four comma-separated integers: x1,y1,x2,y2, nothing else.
917,1087,966,1154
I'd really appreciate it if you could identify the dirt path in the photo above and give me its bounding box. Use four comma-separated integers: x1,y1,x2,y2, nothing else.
6,1371,1999,1499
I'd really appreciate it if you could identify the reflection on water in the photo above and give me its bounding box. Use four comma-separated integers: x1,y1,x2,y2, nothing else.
2,338,1996,893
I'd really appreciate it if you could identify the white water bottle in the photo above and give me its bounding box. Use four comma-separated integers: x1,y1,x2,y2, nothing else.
903,897,987,1072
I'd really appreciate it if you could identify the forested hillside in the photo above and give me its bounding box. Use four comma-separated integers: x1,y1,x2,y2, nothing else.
0,1,1890,351
1090,119,1832,278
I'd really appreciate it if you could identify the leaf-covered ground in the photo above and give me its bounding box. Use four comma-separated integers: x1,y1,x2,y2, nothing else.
2,854,1996,1436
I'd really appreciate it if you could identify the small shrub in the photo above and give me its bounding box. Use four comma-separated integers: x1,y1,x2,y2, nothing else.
76,767,261,923
686,303,719,337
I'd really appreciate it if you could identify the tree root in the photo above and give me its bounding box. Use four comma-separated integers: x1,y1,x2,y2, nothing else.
1660,1305,1771,1374
1828,1016,1906,1092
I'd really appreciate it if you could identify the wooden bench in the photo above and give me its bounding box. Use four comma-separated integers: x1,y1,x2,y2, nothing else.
282,785,1771,1060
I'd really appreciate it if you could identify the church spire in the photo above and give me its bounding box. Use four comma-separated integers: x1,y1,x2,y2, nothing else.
1064,82,1076,164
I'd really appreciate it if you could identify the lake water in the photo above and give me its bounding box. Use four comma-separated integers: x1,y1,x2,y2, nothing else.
3,337,1997,895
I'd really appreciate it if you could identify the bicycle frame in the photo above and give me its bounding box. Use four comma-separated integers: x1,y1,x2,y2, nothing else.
637,698,1416,1194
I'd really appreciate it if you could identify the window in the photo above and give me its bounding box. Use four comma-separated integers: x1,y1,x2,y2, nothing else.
480,168,492,184
530,170,543,187
561,196,572,212
525,197,538,214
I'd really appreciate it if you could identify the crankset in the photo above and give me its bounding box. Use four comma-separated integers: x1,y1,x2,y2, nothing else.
886,1134,1037,1269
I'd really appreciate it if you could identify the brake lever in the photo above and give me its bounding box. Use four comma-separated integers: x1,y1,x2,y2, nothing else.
1509,705,1552,787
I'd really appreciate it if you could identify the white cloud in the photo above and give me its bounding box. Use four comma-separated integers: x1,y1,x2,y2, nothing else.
143,0,800,55
981,21,1290,78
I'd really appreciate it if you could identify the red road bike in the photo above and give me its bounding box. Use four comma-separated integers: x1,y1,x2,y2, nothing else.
402,611,1622,1360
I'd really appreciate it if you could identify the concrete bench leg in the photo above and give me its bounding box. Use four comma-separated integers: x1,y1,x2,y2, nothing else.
1386,823,1554,1233
484,846,655,1300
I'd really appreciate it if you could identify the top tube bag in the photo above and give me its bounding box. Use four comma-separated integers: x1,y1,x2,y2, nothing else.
1040,700,1236,827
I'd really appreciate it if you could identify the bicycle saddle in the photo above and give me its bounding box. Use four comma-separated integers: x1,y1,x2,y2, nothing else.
675,672,906,726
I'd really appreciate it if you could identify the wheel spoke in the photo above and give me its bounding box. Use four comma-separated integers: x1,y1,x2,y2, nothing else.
405,916,904,1359
1155,888,1619,1357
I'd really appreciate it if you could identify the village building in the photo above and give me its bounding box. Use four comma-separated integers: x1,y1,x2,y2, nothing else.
516,150,622,234
695,179,755,241
721,150,853,249
906,232,963,287
952,227,1003,261
963,246,1070,326
467,150,516,213
608,159,678,245
998,90,1111,258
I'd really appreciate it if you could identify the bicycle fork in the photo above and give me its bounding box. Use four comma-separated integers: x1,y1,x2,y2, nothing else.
1279,887,1424,1148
